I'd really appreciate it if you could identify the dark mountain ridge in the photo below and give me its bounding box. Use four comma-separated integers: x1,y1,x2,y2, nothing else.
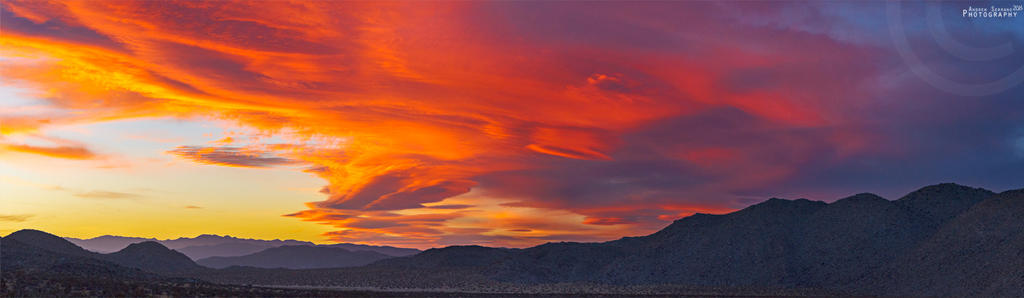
4,231,203,276
856,188,1024,296
6,229,98,257
312,183,1017,295
322,242,420,257
6,183,1022,296
0,236,177,292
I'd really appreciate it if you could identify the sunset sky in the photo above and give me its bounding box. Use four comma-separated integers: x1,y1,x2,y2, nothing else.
2,1,1023,248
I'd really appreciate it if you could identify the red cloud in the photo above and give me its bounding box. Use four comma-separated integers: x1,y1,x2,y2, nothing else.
0,1,897,247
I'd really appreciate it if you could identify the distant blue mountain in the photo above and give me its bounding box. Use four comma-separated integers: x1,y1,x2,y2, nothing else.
66,234,419,260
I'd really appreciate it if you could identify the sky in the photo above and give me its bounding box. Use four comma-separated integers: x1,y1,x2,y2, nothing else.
1,1,1023,249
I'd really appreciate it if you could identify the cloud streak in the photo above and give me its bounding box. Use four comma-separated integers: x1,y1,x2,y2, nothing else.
1,144,96,159
73,190,143,200
167,146,301,168
0,214,33,222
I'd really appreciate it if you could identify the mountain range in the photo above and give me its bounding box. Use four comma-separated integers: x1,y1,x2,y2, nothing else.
65,233,420,260
4,230,203,274
5,183,1023,296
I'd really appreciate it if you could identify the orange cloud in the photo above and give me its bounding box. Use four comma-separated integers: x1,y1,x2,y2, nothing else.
1,143,95,159
0,1,893,247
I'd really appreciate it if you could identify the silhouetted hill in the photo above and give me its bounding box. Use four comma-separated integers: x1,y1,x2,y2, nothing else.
104,241,203,274
3,230,203,276
7,229,97,257
1,231,192,295
197,245,392,269
1,236,152,279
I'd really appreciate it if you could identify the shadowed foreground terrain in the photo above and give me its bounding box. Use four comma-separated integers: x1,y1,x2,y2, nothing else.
3,183,1022,296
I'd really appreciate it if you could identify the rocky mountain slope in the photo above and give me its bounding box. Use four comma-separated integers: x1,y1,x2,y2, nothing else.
200,183,1020,296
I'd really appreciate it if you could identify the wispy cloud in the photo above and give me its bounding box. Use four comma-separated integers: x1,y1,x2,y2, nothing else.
1,144,96,159
74,190,143,200
0,214,33,222
167,146,300,168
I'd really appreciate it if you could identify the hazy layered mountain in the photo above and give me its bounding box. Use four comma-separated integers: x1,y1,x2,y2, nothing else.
65,234,312,256
64,235,158,253
65,233,418,260
159,235,313,250
197,245,393,269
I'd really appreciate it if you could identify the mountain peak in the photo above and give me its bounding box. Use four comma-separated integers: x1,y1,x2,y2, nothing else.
195,234,229,239
5,229,93,257
119,241,173,253
896,183,995,223
834,193,888,204
898,183,994,202
6,229,55,239
743,197,827,212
